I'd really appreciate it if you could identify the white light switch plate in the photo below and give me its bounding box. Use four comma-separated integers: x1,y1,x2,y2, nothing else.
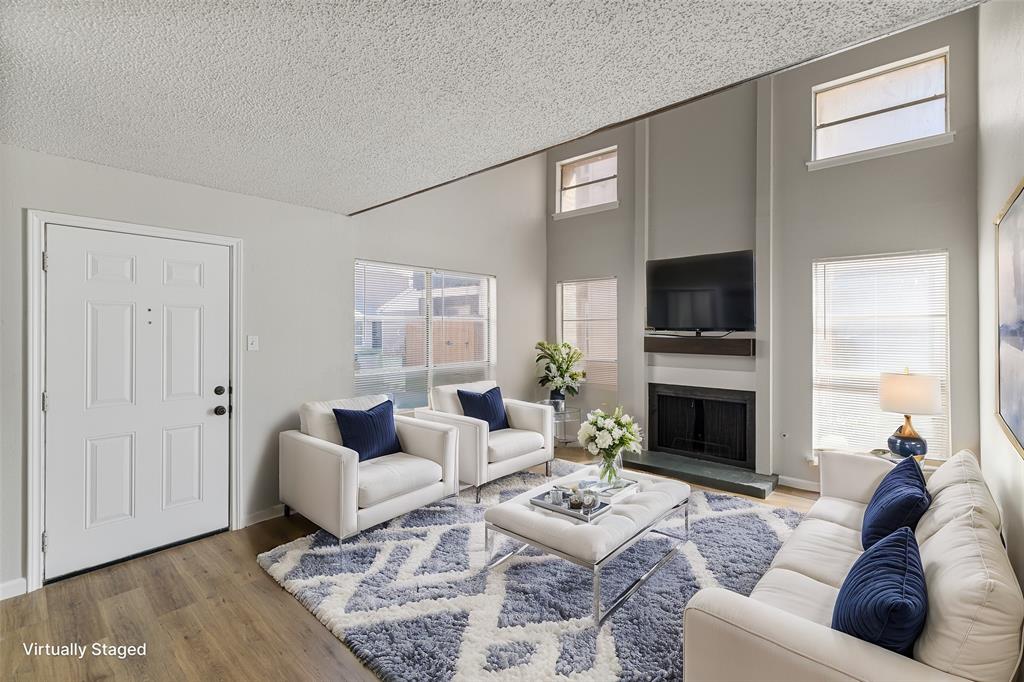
247,335,260,351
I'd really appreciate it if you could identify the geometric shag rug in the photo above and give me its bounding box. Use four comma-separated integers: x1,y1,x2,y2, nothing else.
258,460,803,681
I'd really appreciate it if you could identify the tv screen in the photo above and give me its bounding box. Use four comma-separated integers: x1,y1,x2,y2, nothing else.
646,250,755,332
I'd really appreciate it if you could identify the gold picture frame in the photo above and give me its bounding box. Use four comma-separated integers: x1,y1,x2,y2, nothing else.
995,176,1024,459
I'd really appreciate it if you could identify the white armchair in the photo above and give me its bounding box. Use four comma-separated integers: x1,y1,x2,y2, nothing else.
279,395,458,539
414,381,553,503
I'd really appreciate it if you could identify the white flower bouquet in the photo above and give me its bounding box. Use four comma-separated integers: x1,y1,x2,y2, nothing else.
577,407,643,483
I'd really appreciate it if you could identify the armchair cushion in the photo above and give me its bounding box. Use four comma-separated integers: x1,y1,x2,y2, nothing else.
430,380,497,414
300,394,388,445
862,456,930,549
832,527,928,656
357,452,443,508
457,386,509,431
488,428,545,463
333,400,402,462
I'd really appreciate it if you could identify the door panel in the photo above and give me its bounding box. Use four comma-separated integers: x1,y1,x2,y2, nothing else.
45,224,230,579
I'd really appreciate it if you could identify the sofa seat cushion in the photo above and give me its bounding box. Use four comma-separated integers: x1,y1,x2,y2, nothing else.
750,568,839,627
914,510,1024,681
832,527,928,656
806,497,867,532
488,428,545,463
357,452,443,508
915,479,1002,544
861,456,930,549
770,518,863,588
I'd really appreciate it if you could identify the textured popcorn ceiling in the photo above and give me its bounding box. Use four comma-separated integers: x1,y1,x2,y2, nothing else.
1,1,975,215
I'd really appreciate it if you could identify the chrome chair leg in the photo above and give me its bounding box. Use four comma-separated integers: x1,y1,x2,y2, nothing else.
475,486,482,504
545,460,551,477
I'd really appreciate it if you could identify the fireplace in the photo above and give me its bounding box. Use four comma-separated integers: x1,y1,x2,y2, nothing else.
648,383,755,469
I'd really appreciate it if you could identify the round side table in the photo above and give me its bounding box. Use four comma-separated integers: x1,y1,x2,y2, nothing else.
536,400,582,446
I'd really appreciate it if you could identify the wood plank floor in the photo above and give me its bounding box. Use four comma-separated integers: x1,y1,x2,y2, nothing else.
1,452,816,681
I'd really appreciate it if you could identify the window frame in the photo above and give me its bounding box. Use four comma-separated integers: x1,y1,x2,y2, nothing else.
554,146,619,219
556,276,619,390
810,249,952,459
809,47,952,169
353,258,497,409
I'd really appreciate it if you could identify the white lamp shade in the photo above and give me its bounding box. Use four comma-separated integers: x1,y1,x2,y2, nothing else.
879,372,941,415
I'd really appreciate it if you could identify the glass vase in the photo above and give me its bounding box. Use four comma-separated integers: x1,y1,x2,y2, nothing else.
599,450,623,484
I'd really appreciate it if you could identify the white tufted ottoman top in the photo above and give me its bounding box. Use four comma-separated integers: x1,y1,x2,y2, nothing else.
484,466,690,564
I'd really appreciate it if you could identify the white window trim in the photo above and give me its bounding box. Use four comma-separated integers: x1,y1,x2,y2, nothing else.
554,145,618,216
552,200,620,221
353,259,497,409
809,46,951,168
806,130,956,171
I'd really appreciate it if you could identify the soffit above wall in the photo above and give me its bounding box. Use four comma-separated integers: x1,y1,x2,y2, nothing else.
0,1,975,215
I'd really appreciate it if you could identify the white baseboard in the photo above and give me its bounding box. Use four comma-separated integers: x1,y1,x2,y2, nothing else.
1,577,27,601
778,475,821,493
244,503,285,527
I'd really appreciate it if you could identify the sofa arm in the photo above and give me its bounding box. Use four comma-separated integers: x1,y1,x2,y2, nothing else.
414,408,489,486
394,415,458,495
818,451,895,504
279,430,358,539
503,399,554,451
684,588,965,682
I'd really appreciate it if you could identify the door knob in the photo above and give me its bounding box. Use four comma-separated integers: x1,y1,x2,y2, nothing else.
214,385,226,395
214,406,227,416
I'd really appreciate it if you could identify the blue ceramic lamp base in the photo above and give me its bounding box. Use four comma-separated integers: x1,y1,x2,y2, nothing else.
887,415,927,458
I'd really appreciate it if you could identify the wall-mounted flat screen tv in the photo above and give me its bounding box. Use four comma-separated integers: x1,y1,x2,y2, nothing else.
646,250,755,332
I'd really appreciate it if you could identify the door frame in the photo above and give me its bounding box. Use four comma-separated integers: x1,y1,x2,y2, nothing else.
26,210,244,592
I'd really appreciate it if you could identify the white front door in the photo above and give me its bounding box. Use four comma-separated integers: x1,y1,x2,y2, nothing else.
44,224,230,579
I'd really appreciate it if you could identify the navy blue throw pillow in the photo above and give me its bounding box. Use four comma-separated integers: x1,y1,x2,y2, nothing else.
861,456,931,549
832,526,928,656
332,400,402,462
457,386,509,431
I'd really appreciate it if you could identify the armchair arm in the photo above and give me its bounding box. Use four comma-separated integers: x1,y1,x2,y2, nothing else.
414,408,489,486
503,399,554,451
819,451,894,504
279,430,358,539
394,415,458,495
684,588,964,682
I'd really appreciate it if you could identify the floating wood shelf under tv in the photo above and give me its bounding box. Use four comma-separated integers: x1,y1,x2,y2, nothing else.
644,335,755,357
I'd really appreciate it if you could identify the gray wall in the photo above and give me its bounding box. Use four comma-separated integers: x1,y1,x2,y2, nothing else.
545,124,643,418
978,0,1024,589
0,144,547,588
770,8,980,484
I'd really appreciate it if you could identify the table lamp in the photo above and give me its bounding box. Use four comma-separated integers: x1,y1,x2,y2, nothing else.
879,371,941,457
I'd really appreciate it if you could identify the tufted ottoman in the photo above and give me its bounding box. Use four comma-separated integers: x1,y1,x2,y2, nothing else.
483,465,690,625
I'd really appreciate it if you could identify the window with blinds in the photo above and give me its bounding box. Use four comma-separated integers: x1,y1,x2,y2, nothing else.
557,147,617,214
354,260,496,408
812,251,950,457
558,278,617,389
813,48,948,161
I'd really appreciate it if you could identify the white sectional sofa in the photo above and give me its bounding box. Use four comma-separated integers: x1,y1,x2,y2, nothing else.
684,450,1024,682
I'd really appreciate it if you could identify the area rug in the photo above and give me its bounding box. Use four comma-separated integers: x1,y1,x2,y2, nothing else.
258,460,803,681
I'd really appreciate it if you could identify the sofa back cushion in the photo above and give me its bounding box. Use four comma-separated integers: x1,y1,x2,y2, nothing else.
926,449,986,496
299,394,388,445
915,480,1002,544
430,380,497,415
861,456,931,549
915,510,1024,681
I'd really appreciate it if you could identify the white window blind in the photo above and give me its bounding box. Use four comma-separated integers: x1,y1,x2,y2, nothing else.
812,252,950,457
813,49,948,161
558,147,617,213
354,260,495,408
558,278,617,388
